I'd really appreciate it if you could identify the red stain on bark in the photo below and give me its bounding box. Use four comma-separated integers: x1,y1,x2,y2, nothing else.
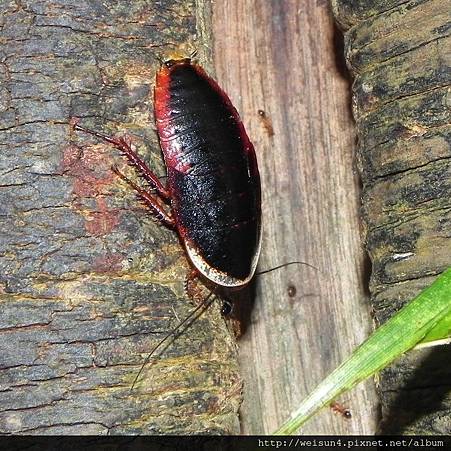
85,197,121,236
92,252,123,273
61,144,115,197
61,144,122,235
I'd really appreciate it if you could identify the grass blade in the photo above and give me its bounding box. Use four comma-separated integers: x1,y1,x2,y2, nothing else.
274,267,451,435
415,309,451,348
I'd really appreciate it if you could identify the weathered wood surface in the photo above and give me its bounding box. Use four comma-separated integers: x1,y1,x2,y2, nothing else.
213,0,378,434
332,0,451,434
0,0,242,435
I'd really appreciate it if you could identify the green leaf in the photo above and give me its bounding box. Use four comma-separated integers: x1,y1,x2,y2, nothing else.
415,309,451,348
274,267,451,435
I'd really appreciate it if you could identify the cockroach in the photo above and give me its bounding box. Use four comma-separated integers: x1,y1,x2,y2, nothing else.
155,59,262,287
74,58,261,289
72,57,261,383
257,109,274,137
330,401,352,419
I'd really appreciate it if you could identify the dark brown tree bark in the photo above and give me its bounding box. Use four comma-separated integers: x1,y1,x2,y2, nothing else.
332,0,451,434
0,0,241,434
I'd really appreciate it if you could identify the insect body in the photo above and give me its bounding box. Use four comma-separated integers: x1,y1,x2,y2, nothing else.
74,58,261,289
155,59,261,287
330,401,352,419
257,109,274,137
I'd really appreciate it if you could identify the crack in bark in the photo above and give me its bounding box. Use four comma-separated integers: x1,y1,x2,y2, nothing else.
338,0,414,30
0,119,67,132
363,154,451,183
366,205,451,234
3,420,110,434
356,76,451,119
1,396,68,413
359,120,451,154
370,270,446,295
352,34,450,78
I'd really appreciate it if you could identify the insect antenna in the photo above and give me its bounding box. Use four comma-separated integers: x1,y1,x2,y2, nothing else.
131,291,216,390
152,52,166,65
189,48,198,60
256,260,319,276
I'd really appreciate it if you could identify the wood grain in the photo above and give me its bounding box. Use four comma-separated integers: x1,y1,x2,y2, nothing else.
212,0,378,434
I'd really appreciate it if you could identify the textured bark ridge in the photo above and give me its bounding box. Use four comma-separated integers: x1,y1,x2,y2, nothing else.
332,0,451,435
0,0,241,435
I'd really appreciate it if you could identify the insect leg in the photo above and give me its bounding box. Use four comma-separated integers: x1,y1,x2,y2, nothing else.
71,118,170,200
111,166,174,229
184,268,206,303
